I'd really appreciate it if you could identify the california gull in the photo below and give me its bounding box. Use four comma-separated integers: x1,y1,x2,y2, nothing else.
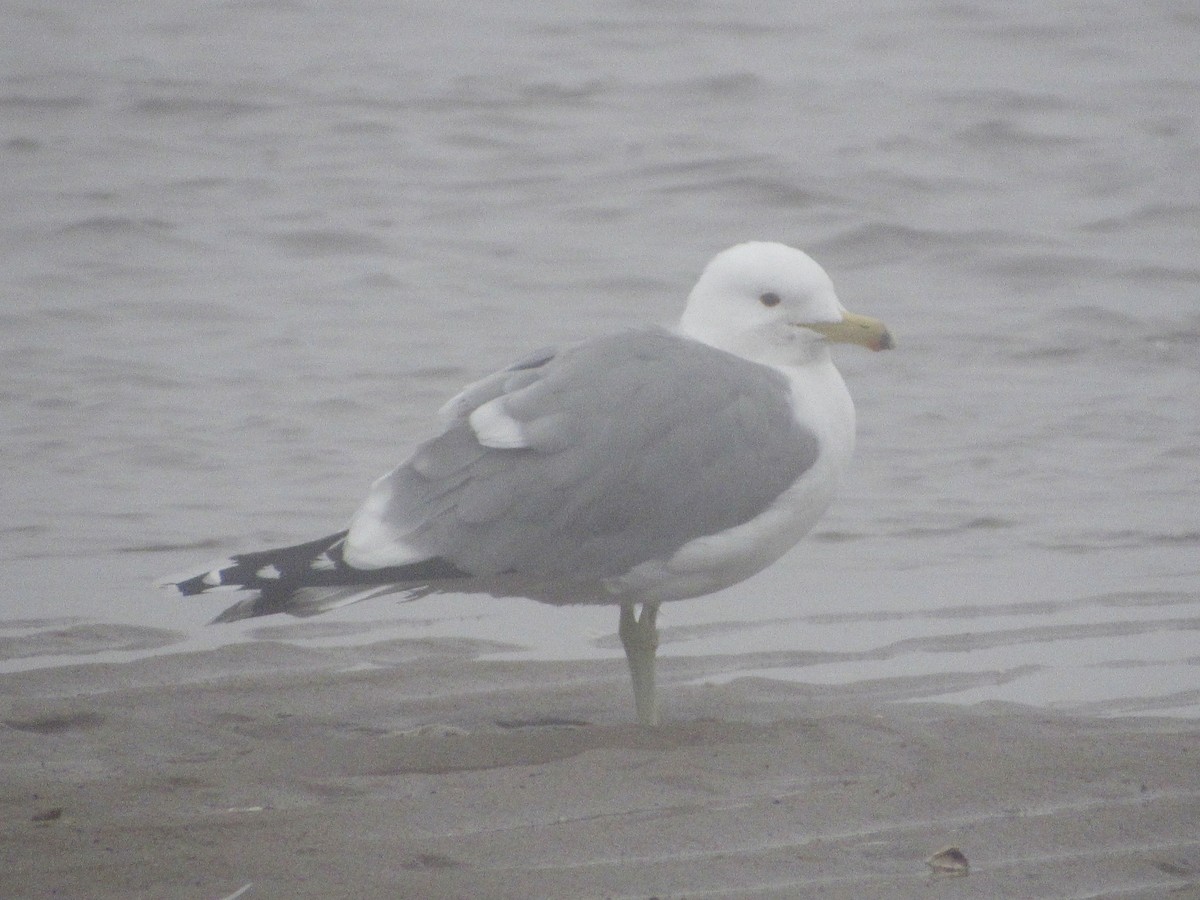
168,241,893,725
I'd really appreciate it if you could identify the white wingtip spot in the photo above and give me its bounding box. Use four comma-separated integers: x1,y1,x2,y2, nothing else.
469,399,529,449
310,552,337,571
255,564,282,580
202,570,226,586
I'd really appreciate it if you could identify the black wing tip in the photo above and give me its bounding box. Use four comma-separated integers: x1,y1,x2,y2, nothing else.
171,572,217,596
161,530,352,595
165,530,472,623
208,590,294,623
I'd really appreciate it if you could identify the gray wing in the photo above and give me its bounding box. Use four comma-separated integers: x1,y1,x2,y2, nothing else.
347,328,820,578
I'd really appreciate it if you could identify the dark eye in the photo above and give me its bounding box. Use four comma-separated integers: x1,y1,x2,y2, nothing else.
759,292,781,307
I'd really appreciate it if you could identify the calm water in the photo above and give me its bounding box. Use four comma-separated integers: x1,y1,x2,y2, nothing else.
3,1,1198,715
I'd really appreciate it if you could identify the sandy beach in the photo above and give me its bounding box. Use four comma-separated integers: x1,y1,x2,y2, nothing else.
3,630,1197,899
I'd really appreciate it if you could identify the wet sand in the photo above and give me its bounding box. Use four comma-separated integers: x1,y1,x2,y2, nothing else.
2,635,1198,899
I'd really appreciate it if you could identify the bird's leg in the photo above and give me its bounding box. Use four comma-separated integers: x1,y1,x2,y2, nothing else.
618,601,661,726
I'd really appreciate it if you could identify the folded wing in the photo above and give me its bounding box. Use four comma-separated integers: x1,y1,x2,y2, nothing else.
345,328,821,581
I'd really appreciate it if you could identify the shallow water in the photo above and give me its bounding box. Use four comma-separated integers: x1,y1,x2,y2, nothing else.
3,0,1198,715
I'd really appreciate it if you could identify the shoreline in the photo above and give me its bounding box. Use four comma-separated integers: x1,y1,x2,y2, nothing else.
3,637,1198,898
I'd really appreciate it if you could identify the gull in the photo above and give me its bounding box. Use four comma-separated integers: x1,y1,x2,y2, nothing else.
168,242,892,725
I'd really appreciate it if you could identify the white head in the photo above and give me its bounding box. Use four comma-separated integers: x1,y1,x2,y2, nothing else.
679,241,892,365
